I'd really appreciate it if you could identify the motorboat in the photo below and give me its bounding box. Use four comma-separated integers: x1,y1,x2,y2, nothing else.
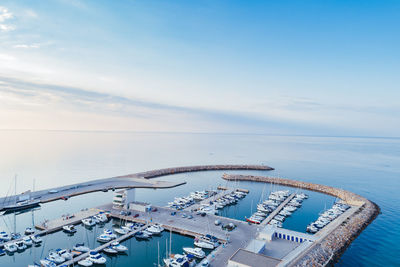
22,236,33,246
0,231,11,242
88,251,107,264
62,225,77,233
97,234,112,243
82,218,96,227
25,227,35,235
48,251,65,264
73,243,90,253
183,247,205,258
40,259,57,267
15,240,27,251
135,231,150,240
78,258,93,266
11,233,21,240
56,248,73,260
4,242,18,253
30,235,42,244
94,213,108,223
103,229,117,239
194,239,214,249
163,253,196,267
111,241,128,252
146,225,163,235
103,246,118,254
114,227,129,235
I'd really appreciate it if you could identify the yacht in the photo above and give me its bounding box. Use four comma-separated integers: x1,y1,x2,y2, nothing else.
135,231,150,240
2,199,40,213
30,235,42,244
146,225,163,235
4,242,18,253
25,227,35,235
40,259,57,267
56,248,73,260
163,254,196,267
15,240,27,251
97,234,112,243
48,251,65,264
22,236,33,246
62,225,77,233
78,258,93,266
103,246,118,254
88,251,107,264
73,243,90,253
111,241,128,252
114,227,129,235
0,231,11,242
194,237,215,250
103,229,117,239
82,218,96,227
183,247,205,258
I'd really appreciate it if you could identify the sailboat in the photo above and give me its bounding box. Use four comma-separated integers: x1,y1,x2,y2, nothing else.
2,176,40,213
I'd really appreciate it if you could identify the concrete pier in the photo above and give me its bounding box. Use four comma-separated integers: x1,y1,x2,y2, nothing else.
260,193,296,226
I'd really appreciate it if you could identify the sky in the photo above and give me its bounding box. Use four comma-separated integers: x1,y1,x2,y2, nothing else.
0,0,399,136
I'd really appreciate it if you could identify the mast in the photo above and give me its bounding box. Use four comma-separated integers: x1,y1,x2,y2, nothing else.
157,241,160,267
169,229,172,256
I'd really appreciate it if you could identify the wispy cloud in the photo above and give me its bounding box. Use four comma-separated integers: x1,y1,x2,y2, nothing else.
13,43,41,49
0,6,14,32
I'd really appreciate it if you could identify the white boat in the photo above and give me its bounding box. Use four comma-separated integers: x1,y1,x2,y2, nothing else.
82,218,96,227
15,240,27,251
114,227,129,235
163,254,195,267
25,227,35,235
97,234,112,243
56,248,73,260
48,251,65,264
62,225,77,233
23,236,33,246
103,246,118,254
4,242,18,253
78,258,93,266
146,225,162,235
94,213,108,223
73,243,90,253
40,259,56,267
103,229,117,239
0,231,11,242
183,247,205,258
111,241,128,252
194,240,214,249
30,235,42,244
88,251,107,264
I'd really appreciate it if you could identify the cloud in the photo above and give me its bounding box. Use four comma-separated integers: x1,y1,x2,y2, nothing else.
13,43,41,49
0,6,14,32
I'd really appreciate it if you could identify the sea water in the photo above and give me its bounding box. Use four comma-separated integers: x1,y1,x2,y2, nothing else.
0,131,398,266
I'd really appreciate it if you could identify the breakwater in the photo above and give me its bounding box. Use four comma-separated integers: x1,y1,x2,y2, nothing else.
116,164,274,179
222,174,380,266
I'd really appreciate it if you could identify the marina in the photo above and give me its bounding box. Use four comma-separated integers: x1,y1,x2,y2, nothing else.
0,165,379,266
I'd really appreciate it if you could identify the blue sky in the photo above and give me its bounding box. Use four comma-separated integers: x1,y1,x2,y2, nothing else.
0,0,399,136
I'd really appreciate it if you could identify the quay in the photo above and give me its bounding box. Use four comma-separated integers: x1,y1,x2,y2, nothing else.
0,164,272,212
260,193,296,226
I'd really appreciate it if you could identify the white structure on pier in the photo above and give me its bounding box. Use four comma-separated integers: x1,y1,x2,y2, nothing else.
113,189,136,209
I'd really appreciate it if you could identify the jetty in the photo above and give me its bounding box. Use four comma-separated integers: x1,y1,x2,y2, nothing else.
0,164,272,212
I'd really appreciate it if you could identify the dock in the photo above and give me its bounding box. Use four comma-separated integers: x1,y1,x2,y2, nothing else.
260,193,296,226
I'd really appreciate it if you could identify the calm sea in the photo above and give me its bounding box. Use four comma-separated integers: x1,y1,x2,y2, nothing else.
0,131,398,266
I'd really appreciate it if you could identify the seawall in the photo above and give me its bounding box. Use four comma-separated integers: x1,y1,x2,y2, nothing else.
222,174,380,266
116,164,274,179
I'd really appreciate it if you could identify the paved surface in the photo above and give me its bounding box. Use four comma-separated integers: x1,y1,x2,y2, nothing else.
261,193,296,226
0,177,185,211
99,203,261,267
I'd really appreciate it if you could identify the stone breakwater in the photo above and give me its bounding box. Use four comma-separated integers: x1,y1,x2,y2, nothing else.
116,164,274,179
222,174,380,266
